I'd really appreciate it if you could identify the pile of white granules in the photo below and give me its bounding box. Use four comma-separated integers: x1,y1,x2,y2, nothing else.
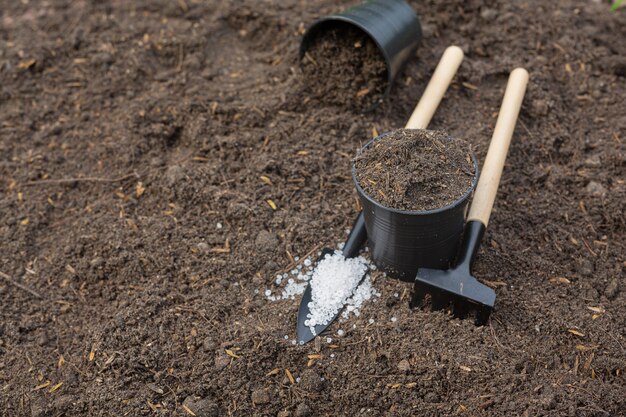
265,250,380,336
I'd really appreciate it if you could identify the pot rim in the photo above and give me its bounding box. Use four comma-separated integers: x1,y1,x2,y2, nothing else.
352,130,479,216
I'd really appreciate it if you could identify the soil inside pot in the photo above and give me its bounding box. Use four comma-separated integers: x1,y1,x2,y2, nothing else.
301,24,387,111
354,129,475,211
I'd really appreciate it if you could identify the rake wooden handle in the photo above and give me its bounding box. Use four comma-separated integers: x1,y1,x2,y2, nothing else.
468,68,529,226
405,46,464,129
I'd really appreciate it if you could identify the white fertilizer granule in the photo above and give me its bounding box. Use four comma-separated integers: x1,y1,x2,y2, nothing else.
266,251,380,337
303,250,377,335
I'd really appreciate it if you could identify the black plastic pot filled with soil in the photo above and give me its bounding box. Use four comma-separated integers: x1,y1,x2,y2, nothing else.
353,129,478,282
300,0,421,112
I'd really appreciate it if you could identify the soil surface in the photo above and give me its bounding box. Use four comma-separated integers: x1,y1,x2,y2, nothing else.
1,1,625,416
354,129,475,211
301,23,388,111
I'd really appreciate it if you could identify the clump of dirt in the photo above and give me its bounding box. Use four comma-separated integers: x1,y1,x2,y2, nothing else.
301,23,387,111
354,129,475,211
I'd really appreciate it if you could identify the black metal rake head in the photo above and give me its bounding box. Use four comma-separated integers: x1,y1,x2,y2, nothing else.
410,220,496,325
411,265,496,325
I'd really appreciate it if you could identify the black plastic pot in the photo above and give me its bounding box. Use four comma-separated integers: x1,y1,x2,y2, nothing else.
353,133,479,282
299,0,421,111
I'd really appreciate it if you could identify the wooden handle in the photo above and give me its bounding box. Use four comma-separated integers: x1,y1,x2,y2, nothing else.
468,68,529,226
405,46,464,129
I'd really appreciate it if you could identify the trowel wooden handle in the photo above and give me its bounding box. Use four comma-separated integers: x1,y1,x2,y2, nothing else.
405,46,464,129
468,68,529,226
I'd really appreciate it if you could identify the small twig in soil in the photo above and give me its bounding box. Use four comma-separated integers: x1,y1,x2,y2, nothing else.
303,52,317,66
0,271,42,298
596,321,625,351
342,337,368,347
285,248,295,265
275,244,322,275
489,322,510,352
563,383,606,408
22,172,139,186
582,239,597,257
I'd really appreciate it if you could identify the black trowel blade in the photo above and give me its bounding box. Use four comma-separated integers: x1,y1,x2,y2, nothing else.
297,280,329,343
296,213,368,344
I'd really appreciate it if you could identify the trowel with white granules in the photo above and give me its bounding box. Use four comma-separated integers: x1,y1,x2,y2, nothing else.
297,46,466,344
297,213,368,343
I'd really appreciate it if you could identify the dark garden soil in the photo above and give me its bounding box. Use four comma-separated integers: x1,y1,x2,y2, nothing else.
354,129,475,211
301,23,388,111
0,1,625,416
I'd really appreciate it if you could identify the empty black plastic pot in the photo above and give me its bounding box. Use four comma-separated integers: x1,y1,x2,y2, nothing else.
300,0,421,111
352,134,479,282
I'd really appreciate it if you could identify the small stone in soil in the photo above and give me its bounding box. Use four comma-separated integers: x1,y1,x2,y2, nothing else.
256,230,278,253
604,278,619,299
299,369,324,392
182,396,219,417
585,180,607,196
295,402,313,417
397,359,411,372
251,388,271,405
165,165,186,186
214,353,230,371
424,392,440,403
202,338,214,352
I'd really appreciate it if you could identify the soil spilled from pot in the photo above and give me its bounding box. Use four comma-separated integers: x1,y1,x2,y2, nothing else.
354,129,475,211
301,24,387,111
